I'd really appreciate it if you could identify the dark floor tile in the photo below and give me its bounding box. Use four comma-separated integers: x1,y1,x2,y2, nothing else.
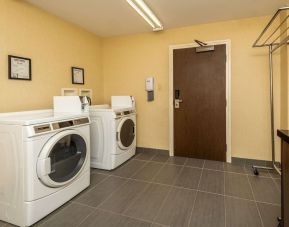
199,169,225,194
174,167,202,189
40,203,94,227
131,162,164,181
231,157,246,166
79,209,151,227
185,158,204,168
151,153,169,163
90,173,108,187
166,156,187,166
225,172,253,199
274,178,281,191
112,160,146,178
99,179,148,213
225,197,263,227
257,202,281,227
248,176,281,204
151,224,169,227
134,150,156,161
224,163,245,174
136,148,158,155
0,221,15,227
204,160,224,171
124,183,170,222
154,187,196,227
244,165,270,177
2,223,16,227
32,202,72,226
189,192,225,227
153,165,182,185
90,168,111,175
75,176,127,207
268,169,281,179
245,159,267,167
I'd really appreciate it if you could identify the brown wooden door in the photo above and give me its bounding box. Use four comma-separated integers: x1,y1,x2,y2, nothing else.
173,44,227,161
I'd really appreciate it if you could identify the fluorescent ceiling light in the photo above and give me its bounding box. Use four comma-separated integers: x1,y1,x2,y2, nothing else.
126,0,163,31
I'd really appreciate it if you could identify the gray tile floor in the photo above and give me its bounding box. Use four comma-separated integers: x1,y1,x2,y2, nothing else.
1,151,281,227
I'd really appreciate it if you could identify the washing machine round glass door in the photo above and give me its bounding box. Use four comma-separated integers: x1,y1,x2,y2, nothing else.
117,117,136,150
37,130,87,188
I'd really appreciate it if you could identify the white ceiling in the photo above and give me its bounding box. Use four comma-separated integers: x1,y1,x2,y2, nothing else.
25,0,287,37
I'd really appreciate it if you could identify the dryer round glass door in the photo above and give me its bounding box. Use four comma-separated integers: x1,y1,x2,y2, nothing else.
117,118,136,150
37,130,87,187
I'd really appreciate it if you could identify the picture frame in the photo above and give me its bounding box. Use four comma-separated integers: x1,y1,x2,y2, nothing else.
8,55,32,81
71,67,84,85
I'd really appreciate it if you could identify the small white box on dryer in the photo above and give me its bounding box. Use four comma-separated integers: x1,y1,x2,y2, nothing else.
111,96,135,108
53,96,89,113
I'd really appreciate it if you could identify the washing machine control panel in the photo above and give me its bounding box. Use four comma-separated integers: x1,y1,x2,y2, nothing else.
31,117,90,136
52,118,89,129
34,124,51,134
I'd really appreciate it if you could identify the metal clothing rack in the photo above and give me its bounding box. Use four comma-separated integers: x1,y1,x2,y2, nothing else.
252,7,289,177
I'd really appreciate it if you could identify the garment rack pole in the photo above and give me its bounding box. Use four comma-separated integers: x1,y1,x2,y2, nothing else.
252,45,276,175
251,6,289,176
252,45,282,175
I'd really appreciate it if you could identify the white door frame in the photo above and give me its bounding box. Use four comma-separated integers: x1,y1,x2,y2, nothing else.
168,39,232,163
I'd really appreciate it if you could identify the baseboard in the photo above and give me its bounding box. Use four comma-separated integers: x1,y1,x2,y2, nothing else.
136,147,279,167
136,147,169,155
232,157,280,167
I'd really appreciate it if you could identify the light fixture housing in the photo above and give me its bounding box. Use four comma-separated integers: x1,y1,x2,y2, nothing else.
126,0,163,31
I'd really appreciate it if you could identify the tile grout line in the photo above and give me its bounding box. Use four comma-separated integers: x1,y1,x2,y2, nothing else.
94,178,130,209
129,160,152,179
187,158,205,227
73,164,280,226
134,152,158,162
140,155,277,178
35,156,281,227
76,157,280,225
150,158,188,226
272,178,281,193
97,207,156,225
73,174,110,201
36,202,74,227
269,168,282,192
246,175,265,227
74,206,95,227
106,169,281,207
38,173,110,227
71,201,156,226
120,159,168,216
157,160,275,179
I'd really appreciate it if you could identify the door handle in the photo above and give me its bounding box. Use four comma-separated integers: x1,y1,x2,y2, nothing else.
174,99,183,108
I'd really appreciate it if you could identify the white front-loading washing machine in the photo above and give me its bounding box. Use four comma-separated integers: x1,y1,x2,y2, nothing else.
0,110,90,227
90,96,136,170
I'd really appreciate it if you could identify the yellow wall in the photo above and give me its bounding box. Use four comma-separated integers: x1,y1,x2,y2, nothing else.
102,16,283,161
1,0,287,161
280,11,289,130
0,0,103,112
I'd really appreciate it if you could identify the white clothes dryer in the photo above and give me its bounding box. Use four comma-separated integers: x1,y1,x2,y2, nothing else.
0,110,90,227
90,96,136,170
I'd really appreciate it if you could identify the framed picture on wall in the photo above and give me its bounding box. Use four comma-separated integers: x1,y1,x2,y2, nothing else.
8,55,32,80
72,67,84,85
